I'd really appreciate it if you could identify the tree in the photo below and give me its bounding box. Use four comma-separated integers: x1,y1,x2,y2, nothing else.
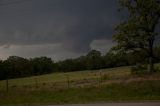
113,0,160,73
3,56,30,78
104,51,129,68
0,60,6,80
86,50,104,70
30,57,54,75
154,46,160,62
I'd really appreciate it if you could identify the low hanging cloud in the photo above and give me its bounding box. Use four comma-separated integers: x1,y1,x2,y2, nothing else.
90,39,115,54
0,0,124,60
0,44,85,61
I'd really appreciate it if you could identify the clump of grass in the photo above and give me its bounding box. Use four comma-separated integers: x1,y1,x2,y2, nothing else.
102,74,111,81
42,82,46,86
11,85,17,88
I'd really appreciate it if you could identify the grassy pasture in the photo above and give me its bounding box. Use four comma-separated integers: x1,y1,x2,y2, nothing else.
0,65,160,105
0,66,130,90
0,80,160,105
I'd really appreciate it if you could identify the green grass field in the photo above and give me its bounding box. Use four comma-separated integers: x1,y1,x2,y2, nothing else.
0,65,160,105
0,66,130,90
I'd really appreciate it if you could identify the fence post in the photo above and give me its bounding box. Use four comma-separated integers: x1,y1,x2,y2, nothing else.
99,71,103,87
66,75,70,89
35,78,38,88
6,79,9,92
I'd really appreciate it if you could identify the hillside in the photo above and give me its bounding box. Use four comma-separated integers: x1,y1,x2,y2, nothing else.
0,65,160,105
0,66,130,89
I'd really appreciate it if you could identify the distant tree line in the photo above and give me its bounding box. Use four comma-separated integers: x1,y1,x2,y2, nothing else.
0,56,54,80
0,47,160,80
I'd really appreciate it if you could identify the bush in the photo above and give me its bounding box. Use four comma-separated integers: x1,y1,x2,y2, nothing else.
154,66,160,72
131,64,148,75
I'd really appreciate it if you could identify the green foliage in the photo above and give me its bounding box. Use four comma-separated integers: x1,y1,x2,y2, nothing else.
114,0,160,72
56,50,105,72
154,46,160,62
3,56,31,79
1,48,160,80
104,51,129,67
0,56,54,80
86,50,104,70
30,57,54,75
131,63,160,74
131,64,148,75
114,0,160,51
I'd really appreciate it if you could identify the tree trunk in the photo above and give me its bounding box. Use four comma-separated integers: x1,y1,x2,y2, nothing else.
6,79,9,92
148,56,154,73
148,40,154,73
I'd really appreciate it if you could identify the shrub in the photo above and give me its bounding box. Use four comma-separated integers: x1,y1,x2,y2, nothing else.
131,64,148,75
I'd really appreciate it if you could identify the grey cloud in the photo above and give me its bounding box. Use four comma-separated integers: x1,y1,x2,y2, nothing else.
90,39,115,54
0,0,124,60
0,44,85,61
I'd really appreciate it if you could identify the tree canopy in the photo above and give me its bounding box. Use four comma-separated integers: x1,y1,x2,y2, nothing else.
113,0,160,72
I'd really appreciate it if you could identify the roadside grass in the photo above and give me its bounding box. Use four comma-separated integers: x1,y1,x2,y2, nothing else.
0,64,160,105
0,80,160,105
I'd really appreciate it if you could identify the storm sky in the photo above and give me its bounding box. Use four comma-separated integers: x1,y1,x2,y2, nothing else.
0,0,124,61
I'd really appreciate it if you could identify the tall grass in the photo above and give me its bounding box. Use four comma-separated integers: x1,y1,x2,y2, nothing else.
0,80,160,105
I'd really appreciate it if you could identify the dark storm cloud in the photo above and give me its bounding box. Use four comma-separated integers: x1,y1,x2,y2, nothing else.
0,0,125,60
0,0,120,48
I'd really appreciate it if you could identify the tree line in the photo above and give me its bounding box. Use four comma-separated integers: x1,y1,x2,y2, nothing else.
0,47,160,80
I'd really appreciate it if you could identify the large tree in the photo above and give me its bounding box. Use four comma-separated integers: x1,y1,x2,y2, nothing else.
113,0,160,72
